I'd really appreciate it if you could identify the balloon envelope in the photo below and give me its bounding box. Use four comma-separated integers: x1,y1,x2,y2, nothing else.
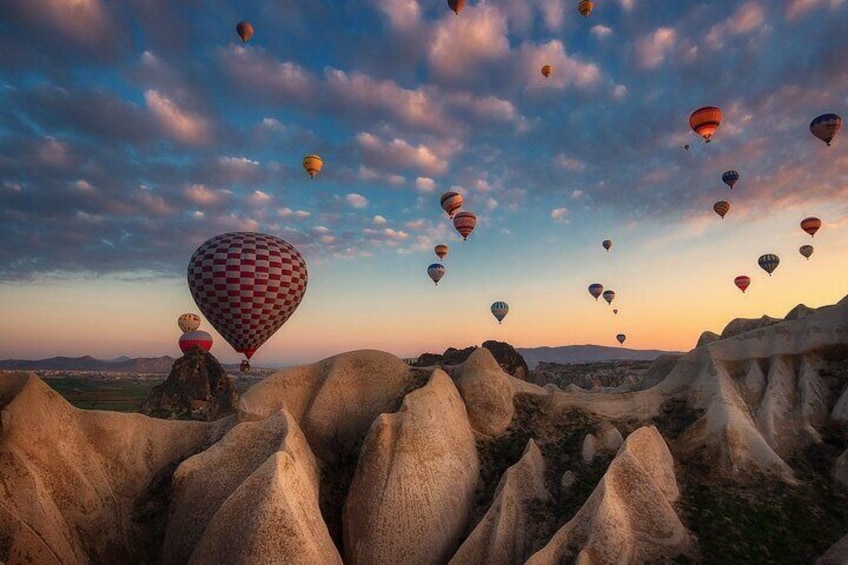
179,330,213,353
578,0,594,17
303,154,323,178
722,170,739,189
758,254,780,276
177,312,201,333
187,232,308,360
434,244,449,260
428,263,446,285
453,211,477,240
236,21,254,43
541,64,552,78
491,301,509,323
810,113,841,146
713,200,730,219
440,191,463,218
734,275,751,293
800,217,821,237
588,283,604,300
689,106,722,142
602,239,612,251
616,334,626,345
799,245,814,260
447,0,465,14
602,290,615,305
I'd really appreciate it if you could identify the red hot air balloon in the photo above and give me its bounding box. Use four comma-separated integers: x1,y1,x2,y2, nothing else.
800,217,821,237
179,330,213,353
734,275,751,293
187,232,308,360
453,211,477,240
689,106,722,142
440,191,463,218
236,21,254,43
447,0,465,15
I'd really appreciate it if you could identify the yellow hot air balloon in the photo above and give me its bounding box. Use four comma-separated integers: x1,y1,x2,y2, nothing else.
541,64,552,78
303,154,323,179
713,200,730,219
578,0,594,17
435,244,449,260
689,106,722,143
236,21,254,43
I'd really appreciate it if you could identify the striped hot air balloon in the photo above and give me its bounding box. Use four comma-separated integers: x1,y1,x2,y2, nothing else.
177,312,201,333
541,64,552,78
428,263,446,285
602,290,615,305
434,244,449,260
302,154,323,178
799,245,814,260
713,200,731,219
179,330,213,353
440,191,463,218
734,275,751,293
588,283,604,300
453,211,477,240
758,254,780,276
800,217,821,237
810,113,841,146
689,106,722,142
722,170,740,189
578,0,594,17
187,232,308,360
490,301,509,324
602,239,613,251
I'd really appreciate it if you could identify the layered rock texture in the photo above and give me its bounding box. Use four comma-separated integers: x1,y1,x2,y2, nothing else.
2,297,848,563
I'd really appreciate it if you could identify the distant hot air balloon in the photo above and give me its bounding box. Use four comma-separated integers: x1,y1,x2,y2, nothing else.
588,283,604,300
800,217,821,237
810,113,842,146
602,289,615,305
713,200,731,219
447,0,465,15
303,154,323,179
428,263,446,285
722,170,740,189
177,312,201,333
799,245,814,260
453,211,477,240
491,301,509,324
541,64,552,78
179,330,213,353
758,253,780,276
187,232,308,360
613,309,619,315
578,0,594,17
435,244,449,260
684,144,690,151
689,106,722,143
616,333,626,345
734,275,751,293
236,21,254,43
602,239,612,252
440,191,463,218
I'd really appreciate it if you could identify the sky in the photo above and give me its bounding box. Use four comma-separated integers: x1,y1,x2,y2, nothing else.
0,0,847,366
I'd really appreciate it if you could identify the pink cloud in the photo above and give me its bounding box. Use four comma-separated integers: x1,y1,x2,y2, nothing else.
144,90,212,146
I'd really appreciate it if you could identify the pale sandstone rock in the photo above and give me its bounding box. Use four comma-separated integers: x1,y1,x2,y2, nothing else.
581,433,597,465
449,440,549,565
561,470,577,491
595,421,623,453
818,531,848,565
455,348,515,437
344,370,478,565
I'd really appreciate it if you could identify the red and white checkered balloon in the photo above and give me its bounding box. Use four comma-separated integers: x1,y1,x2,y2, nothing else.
187,232,308,359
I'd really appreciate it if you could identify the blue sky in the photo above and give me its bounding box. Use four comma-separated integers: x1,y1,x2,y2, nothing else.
1,0,846,365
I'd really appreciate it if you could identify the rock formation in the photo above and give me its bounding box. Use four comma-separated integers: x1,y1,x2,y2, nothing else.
141,347,237,421
455,348,515,437
413,340,530,381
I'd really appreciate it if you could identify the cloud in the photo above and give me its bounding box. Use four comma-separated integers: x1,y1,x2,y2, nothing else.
356,132,450,175
183,184,230,207
73,180,95,193
248,190,272,206
555,154,586,172
415,177,437,193
5,0,117,51
635,27,677,68
373,215,388,225
704,2,766,49
428,5,510,79
519,40,601,90
37,137,73,168
591,25,614,39
371,0,421,30
572,190,584,200
278,208,311,218
346,193,369,208
218,46,316,104
144,90,212,146
551,207,569,223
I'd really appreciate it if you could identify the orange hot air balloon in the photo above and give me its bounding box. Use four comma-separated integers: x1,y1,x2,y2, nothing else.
578,0,594,17
713,200,730,219
302,154,323,179
236,21,254,43
453,211,477,240
447,0,465,15
800,217,821,237
689,106,722,143
434,244,449,260
734,275,750,293
541,64,552,78
440,191,463,218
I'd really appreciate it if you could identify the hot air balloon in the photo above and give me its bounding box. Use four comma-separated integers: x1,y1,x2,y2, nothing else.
179,330,213,353
453,211,477,240
758,254,780,276
810,113,842,146
800,217,821,237
447,0,465,15
684,144,690,151
435,244,449,260
616,334,626,345
602,239,612,252
303,154,323,179
177,312,201,333
734,275,751,293
187,232,308,361
428,263,446,285
578,0,594,17
722,170,739,189
799,245,814,260
602,290,615,305
613,309,619,315
440,191,463,218
236,21,254,43
588,283,604,300
713,200,730,219
541,64,552,78
689,106,722,142
491,301,509,324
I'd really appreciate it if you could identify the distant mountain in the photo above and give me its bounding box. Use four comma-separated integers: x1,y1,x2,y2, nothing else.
0,356,176,373
516,345,682,369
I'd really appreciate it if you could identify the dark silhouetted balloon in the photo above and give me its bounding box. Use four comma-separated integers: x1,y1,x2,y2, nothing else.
758,254,780,276
713,200,730,219
799,245,814,260
722,170,739,189
588,283,604,300
602,239,612,251
616,333,626,345
810,113,841,146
